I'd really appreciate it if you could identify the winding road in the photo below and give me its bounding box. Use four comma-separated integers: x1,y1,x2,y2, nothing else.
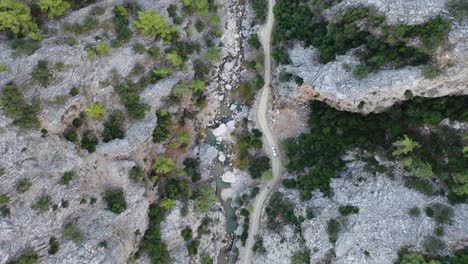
240,0,281,263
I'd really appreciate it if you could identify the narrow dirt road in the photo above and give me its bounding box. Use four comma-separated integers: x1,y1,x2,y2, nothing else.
240,0,280,263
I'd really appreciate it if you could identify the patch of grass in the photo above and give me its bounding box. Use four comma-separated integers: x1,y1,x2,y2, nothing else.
32,195,52,212
327,218,341,244
16,178,32,193
61,171,77,186
338,205,359,216
408,207,420,217
63,224,84,244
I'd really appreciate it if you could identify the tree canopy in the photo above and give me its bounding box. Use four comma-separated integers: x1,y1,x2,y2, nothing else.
134,10,177,41
0,0,42,40
154,155,175,174
38,0,71,18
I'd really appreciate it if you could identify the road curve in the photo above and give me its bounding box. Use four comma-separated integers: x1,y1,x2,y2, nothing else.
240,0,280,263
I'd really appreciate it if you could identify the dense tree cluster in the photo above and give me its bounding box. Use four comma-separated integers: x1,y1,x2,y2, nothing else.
0,84,40,129
103,110,125,142
0,0,42,41
152,108,173,143
284,96,468,200
265,192,299,230
272,1,451,78
103,188,127,214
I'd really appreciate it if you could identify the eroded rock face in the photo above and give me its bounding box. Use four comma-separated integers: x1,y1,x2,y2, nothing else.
273,2,468,113
255,158,468,264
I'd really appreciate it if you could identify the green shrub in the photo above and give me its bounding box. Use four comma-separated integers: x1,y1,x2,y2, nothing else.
0,84,40,129
132,43,146,54
63,225,84,244
129,166,144,183
32,60,52,87
408,207,420,217
0,167,4,176
327,218,341,243
266,192,298,229
413,179,434,196
422,64,440,79
0,0,42,41
63,128,79,142
447,0,468,21
353,64,369,80
338,205,359,216
86,103,106,119
183,158,201,183
430,203,454,225
16,178,32,193
38,0,70,18
154,155,175,174
104,188,127,214
63,16,98,34
114,82,149,119
253,236,267,254
98,240,108,248
9,248,39,264
103,110,125,142
95,41,111,55
11,39,40,57
425,206,434,217
0,194,9,204
134,10,177,41
32,195,52,212
61,171,77,186
0,64,6,72
435,226,444,237
204,47,221,63
72,117,82,128
202,255,213,264
194,186,217,212
181,226,192,241
112,5,132,46
48,236,59,255
147,45,160,58
291,251,311,264
423,235,446,255
153,109,173,143
81,130,98,153
195,19,205,32
187,240,200,255
249,156,270,179
251,0,267,23
136,204,170,263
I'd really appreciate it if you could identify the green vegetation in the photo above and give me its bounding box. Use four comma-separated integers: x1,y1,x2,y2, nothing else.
423,235,446,255
63,128,79,142
129,166,144,183
10,39,41,56
291,251,311,264
187,240,200,255
104,188,127,214
16,178,32,193
234,129,263,169
426,203,454,225
38,0,70,18
0,194,10,204
248,34,261,49
0,0,42,41
153,108,173,143
338,205,359,216
32,60,52,87
397,252,441,264
237,79,262,105
166,51,183,67
114,81,149,120
132,43,146,54
154,155,175,175
251,0,267,23
136,204,171,263
134,10,177,41
95,41,111,55
9,248,39,264
327,218,341,244
103,110,125,142
266,192,299,230
181,226,192,241
98,240,108,248
112,5,132,47
447,0,468,21
194,186,217,212
252,236,266,254
284,96,468,200
63,224,84,244
0,64,6,72
63,16,98,35
396,247,468,264
204,47,221,63
81,130,98,153
86,103,106,119
33,195,52,212
61,171,77,186
1,84,40,129
408,207,420,217
273,2,451,76
183,158,201,182
249,156,270,179
48,236,59,255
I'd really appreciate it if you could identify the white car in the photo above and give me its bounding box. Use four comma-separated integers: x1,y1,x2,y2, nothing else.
272,147,278,157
